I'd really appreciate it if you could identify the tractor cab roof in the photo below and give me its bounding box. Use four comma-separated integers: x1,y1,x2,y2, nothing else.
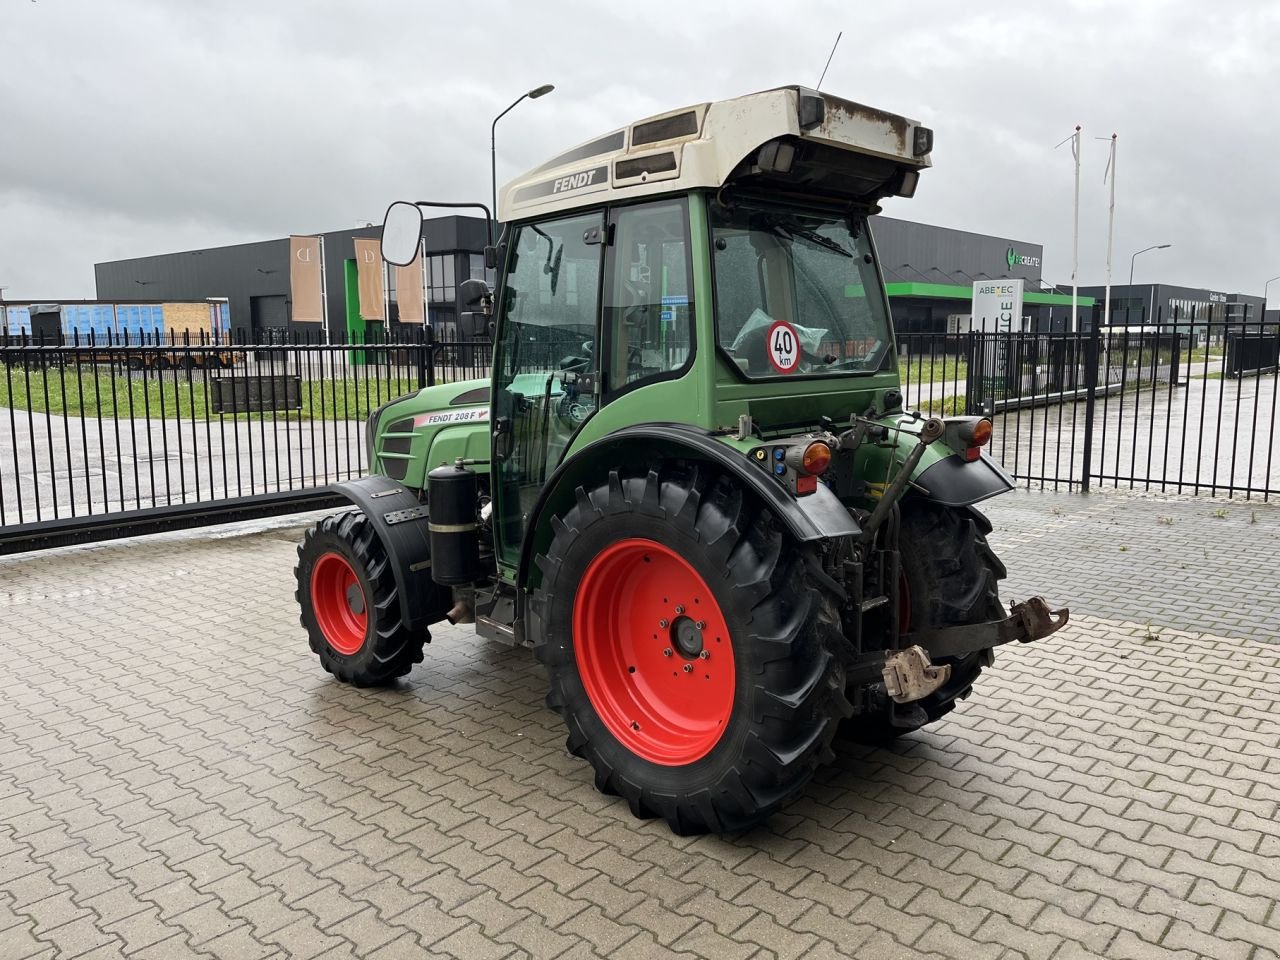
499,85,933,224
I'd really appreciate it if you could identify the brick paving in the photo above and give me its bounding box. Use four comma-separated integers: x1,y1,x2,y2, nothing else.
1,490,1278,959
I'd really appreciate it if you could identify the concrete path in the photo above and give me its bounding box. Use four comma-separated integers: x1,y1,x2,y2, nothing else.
1,489,1277,959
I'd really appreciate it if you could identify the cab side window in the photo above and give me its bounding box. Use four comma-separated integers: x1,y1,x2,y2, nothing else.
604,200,694,395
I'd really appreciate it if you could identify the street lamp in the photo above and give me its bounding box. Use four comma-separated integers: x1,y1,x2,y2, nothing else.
1129,243,1171,325
1128,243,1171,285
1264,275,1280,315
491,84,555,225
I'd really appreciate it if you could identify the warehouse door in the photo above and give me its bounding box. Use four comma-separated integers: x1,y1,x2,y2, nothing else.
251,295,289,344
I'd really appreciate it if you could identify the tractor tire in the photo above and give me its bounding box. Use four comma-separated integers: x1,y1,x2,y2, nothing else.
846,501,1006,743
530,466,851,835
295,511,428,686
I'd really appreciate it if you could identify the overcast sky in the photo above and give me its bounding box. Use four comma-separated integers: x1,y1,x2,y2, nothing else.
2,0,1278,303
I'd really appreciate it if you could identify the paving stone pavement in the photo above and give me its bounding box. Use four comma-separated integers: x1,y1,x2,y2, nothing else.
0,489,1277,960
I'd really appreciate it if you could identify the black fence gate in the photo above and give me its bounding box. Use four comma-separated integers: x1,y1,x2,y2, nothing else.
3,312,1278,555
899,315,1280,499
0,328,490,554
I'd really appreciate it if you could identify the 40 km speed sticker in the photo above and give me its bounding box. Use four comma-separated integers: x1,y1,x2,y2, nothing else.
766,320,802,374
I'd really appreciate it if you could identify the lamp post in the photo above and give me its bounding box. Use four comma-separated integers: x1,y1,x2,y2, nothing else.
1129,243,1171,324
491,84,555,226
1264,275,1280,318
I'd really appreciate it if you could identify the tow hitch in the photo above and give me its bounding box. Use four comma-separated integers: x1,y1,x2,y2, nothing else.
881,597,1069,704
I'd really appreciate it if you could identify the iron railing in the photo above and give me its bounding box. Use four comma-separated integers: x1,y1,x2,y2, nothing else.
3,309,1277,554
898,313,1279,499
0,329,491,552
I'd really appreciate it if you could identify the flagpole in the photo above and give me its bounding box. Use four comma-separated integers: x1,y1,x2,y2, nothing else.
1102,133,1117,331
1071,125,1081,333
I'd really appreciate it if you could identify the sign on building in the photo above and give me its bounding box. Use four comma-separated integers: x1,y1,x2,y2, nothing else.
290,236,325,323
971,280,1025,401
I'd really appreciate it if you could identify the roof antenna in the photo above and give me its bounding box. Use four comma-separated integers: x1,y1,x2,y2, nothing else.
816,31,842,89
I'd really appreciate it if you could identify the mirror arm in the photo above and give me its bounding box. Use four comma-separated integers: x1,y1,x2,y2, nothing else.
412,200,494,245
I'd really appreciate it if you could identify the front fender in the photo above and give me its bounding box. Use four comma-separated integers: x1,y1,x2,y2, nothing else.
328,475,450,629
516,423,861,592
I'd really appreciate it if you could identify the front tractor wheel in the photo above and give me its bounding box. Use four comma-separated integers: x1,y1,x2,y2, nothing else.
295,511,428,685
531,467,851,835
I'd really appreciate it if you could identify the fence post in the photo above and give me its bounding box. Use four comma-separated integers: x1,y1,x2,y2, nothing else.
1080,319,1100,492
424,324,436,388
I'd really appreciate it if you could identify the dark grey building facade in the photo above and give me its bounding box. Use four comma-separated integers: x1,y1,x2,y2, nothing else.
95,217,491,341
870,215,1078,333
1078,284,1267,328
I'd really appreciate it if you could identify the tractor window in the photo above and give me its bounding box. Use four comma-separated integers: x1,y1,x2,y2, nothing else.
603,199,694,396
710,200,893,379
493,210,605,565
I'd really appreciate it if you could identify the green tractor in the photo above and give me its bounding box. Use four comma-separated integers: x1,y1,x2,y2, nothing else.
296,85,1068,834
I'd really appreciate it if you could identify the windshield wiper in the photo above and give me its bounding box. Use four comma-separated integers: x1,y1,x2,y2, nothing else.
768,223,852,258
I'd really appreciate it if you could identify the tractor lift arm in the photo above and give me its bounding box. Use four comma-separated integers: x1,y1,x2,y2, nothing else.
865,597,1069,704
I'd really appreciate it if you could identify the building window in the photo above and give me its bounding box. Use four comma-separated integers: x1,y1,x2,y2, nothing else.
427,255,455,303
467,253,496,286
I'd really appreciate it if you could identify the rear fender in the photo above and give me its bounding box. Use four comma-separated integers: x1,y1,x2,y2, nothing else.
328,476,450,629
858,417,1014,508
517,423,861,593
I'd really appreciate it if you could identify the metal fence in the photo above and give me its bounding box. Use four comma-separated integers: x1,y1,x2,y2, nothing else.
0,329,490,553
899,314,1280,499
3,312,1277,554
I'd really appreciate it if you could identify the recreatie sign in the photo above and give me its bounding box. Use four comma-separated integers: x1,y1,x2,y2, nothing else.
289,235,324,323
1005,245,1042,270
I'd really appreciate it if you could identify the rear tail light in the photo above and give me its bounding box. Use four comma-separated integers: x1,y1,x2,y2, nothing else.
970,419,993,448
787,440,832,476
964,418,993,461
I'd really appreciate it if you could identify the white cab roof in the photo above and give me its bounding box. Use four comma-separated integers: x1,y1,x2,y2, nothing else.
498,85,932,223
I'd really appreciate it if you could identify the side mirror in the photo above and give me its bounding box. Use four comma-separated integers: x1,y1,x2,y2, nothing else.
380,201,423,266
457,278,492,313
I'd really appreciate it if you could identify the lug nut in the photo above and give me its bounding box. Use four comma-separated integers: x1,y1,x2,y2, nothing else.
699,650,710,660
682,663,694,673
662,647,673,657
675,605,685,615
695,621,705,630
658,619,669,628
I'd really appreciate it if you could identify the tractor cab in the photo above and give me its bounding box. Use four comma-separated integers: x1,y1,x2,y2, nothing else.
299,85,1069,836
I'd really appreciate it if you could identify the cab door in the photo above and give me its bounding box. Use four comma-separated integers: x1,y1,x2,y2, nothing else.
491,210,605,568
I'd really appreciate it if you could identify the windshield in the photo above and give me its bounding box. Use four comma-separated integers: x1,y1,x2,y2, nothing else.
710,200,893,379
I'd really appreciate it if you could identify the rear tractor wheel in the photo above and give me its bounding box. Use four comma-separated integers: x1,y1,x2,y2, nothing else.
531,466,851,834
295,511,429,685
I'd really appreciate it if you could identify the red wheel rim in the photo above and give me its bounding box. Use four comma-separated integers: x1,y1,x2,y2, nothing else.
573,538,735,766
310,552,368,656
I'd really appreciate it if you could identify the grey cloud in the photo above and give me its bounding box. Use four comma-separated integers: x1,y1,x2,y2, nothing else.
1,0,1277,302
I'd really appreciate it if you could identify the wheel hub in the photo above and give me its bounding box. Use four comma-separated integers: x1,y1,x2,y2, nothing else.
346,582,366,616
671,616,703,658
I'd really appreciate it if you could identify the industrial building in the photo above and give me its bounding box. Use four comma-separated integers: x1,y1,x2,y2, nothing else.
94,217,490,342
1077,284,1265,328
